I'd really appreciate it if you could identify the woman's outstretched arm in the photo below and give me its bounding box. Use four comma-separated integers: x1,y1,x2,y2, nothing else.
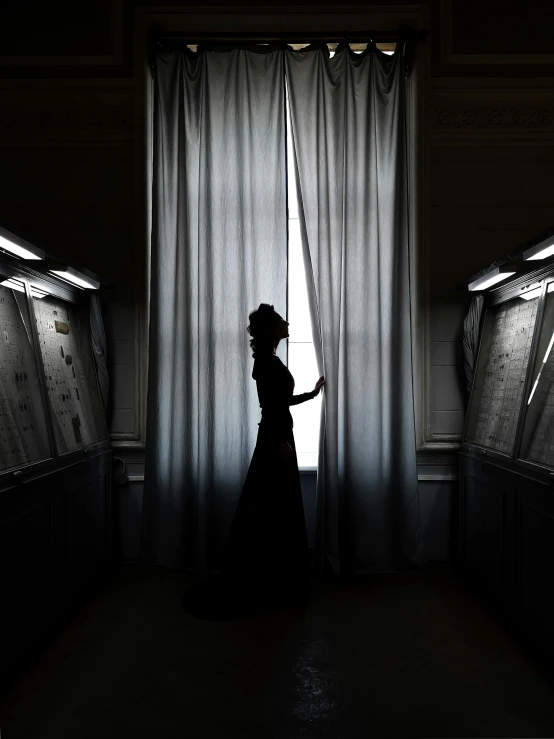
289,391,315,406
290,376,324,405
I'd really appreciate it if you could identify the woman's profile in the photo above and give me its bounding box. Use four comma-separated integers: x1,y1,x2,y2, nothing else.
182,303,325,620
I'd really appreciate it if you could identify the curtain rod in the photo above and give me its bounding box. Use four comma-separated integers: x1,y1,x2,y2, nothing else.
153,28,429,45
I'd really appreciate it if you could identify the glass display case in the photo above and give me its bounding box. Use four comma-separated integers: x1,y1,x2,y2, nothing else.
459,236,554,672
465,289,540,455
33,294,107,454
519,280,554,466
0,235,112,692
464,264,554,472
0,253,108,482
0,270,51,471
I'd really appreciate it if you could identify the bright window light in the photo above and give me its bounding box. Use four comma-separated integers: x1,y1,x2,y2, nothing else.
286,86,322,470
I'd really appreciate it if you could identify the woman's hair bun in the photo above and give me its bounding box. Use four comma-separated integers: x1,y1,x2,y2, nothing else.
246,303,277,357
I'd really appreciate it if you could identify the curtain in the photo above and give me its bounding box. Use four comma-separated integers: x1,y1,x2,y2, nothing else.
463,294,484,399
141,46,287,574
286,42,426,575
89,293,109,413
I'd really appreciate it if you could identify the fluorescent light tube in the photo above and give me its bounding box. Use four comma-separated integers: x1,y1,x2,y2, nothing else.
0,277,48,298
543,331,554,365
520,287,542,301
528,376,540,405
0,278,25,293
468,266,516,291
523,234,554,261
0,229,45,260
49,266,99,290
527,328,554,405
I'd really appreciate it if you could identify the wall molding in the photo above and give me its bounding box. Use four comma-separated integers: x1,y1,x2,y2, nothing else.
439,0,554,67
121,472,458,483
0,79,133,144
432,106,553,131
418,474,457,481
431,87,554,144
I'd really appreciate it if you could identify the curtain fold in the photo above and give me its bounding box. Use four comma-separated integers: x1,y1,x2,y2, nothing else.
89,293,109,413
141,48,287,574
286,42,426,575
463,294,484,399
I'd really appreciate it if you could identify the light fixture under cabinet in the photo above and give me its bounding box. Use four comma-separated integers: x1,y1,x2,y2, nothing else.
468,264,517,292
48,265,100,290
0,277,48,298
0,226,45,260
20,260,102,290
522,233,554,261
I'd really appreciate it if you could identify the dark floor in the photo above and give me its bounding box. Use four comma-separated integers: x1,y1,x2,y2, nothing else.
1,565,554,739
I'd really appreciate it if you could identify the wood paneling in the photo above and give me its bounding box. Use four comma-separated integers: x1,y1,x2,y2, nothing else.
0,451,113,691
458,453,554,665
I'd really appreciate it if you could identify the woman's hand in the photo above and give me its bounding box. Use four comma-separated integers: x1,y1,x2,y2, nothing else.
312,376,325,397
276,442,294,461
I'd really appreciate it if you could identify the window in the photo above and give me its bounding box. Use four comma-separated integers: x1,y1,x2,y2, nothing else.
176,43,395,469
286,114,321,469
286,45,394,469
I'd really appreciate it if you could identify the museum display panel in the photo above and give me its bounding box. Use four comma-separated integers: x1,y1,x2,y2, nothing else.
33,294,107,454
0,271,51,471
464,291,540,455
519,281,554,467
459,234,554,671
0,236,113,693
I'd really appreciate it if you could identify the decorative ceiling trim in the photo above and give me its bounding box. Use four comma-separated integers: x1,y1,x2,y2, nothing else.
431,88,554,142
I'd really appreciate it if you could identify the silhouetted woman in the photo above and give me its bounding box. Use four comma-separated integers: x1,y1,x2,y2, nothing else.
183,303,324,619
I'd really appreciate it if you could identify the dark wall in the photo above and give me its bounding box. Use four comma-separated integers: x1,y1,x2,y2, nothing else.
0,1,553,561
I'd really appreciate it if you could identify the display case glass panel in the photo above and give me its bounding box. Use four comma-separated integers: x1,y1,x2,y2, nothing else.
33,294,107,453
465,292,540,454
0,274,51,471
520,283,554,467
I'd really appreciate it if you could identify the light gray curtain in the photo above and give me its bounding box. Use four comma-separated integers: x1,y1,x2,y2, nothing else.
141,47,287,574
89,293,109,412
286,42,426,575
463,294,484,398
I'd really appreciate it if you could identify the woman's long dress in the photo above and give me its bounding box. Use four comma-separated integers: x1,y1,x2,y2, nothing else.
182,352,314,618
221,352,313,604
